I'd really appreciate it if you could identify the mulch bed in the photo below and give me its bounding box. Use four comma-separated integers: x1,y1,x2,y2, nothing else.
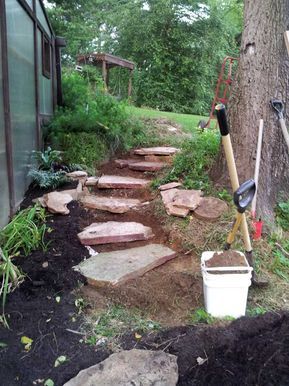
1,181,289,385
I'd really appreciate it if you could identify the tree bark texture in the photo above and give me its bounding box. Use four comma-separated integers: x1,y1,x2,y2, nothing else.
213,0,289,224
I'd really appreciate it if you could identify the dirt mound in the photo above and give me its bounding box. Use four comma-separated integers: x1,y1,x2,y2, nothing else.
122,312,289,385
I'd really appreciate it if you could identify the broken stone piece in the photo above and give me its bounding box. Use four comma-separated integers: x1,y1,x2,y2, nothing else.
44,192,73,215
173,189,203,210
115,159,139,168
77,221,154,245
80,195,141,214
165,203,190,218
129,161,166,172
134,146,180,156
66,170,88,179
160,188,180,207
193,197,228,221
159,182,182,191
85,177,99,186
97,175,150,189
63,349,178,386
74,244,177,286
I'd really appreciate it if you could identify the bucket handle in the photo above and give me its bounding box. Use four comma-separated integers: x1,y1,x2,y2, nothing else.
202,265,253,272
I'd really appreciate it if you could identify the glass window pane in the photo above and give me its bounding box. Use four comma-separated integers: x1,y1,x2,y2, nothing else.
6,0,37,206
0,20,10,227
38,29,53,115
25,0,33,8
36,0,51,37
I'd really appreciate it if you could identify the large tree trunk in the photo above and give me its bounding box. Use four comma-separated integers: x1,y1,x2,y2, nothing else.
213,0,289,224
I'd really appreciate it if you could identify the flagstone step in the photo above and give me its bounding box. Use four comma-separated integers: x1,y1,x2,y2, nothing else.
144,155,173,163
134,146,180,156
78,221,154,245
115,159,139,168
97,175,150,189
129,161,166,172
74,244,177,286
80,195,141,213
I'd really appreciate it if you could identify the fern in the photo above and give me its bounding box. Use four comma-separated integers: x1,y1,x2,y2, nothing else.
29,170,68,189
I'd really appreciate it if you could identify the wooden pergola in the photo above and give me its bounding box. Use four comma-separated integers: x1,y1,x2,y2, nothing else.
77,53,135,97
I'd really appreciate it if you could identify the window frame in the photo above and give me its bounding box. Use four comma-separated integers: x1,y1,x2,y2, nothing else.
42,32,51,79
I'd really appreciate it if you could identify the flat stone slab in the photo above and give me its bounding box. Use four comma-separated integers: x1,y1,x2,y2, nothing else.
98,175,150,189
80,195,141,213
160,188,180,207
85,177,99,186
144,155,173,163
159,182,182,191
194,197,228,221
78,221,154,245
134,146,180,156
74,244,177,286
44,192,73,215
64,349,178,386
115,159,139,168
173,189,203,210
165,203,190,218
129,161,166,172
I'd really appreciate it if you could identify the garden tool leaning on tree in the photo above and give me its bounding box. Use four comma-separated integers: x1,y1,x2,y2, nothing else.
270,99,289,152
215,104,268,286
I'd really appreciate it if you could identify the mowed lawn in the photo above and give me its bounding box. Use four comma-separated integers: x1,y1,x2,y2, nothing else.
127,106,210,133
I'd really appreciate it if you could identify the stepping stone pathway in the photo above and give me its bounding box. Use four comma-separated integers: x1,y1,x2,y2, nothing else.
74,244,177,286
78,221,154,245
80,195,141,214
134,146,180,156
98,175,150,189
194,197,228,221
144,154,173,163
64,349,178,386
129,161,166,172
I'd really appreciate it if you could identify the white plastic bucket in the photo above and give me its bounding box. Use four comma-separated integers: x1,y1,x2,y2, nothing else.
201,251,253,318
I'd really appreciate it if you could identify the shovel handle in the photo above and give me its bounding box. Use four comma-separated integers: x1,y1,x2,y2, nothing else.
234,179,256,214
270,99,284,119
215,103,229,136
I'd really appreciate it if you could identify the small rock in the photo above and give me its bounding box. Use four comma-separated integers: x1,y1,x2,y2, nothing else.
66,171,88,179
63,349,178,386
77,221,154,245
159,182,182,191
85,177,99,186
44,192,73,215
42,262,49,268
166,203,190,218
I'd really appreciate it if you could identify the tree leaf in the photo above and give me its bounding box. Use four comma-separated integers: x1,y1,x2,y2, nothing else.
54,355,67,367
21,336,33,351
44,379,54,386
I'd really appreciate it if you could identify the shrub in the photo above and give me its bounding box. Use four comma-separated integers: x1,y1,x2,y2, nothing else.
28,170,68,189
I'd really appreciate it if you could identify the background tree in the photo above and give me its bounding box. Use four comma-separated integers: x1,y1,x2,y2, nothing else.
213,0,289,223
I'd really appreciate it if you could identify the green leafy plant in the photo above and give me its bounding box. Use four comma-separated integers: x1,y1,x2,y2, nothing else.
28,170,68,189
276,200,289,231
190,308,216,324
32,146,62,170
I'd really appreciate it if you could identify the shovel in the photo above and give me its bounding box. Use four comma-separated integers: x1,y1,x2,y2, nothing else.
270,99,289,151
215,104,268,286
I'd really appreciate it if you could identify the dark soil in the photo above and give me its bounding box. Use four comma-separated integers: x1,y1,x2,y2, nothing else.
122,311,289,386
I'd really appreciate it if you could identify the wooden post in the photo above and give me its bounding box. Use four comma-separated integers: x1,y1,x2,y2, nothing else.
102,59,107,91
128,69,133,98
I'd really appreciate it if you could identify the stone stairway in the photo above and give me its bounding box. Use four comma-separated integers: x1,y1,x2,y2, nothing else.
74,146,180,287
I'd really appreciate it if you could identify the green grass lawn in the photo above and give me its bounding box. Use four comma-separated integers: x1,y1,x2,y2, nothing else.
127,106,209,133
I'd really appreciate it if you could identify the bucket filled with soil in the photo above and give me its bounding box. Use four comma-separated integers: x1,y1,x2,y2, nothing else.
201,250,253,318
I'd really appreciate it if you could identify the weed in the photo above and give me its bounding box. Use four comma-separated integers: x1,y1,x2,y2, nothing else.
246,306,267,317
190,308,215,324
85,305,161,344
276,199,289,231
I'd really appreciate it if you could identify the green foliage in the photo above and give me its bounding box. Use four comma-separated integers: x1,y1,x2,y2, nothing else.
0,205,49,325
246,306,267,317
86,305,161,344
276,200,289,231
160,130,220,192
28,170,68,189
271,246,289,282
32,147,62,170
46,0,243,114
62,132,108,171
190,308,215,324
0,205,49,257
